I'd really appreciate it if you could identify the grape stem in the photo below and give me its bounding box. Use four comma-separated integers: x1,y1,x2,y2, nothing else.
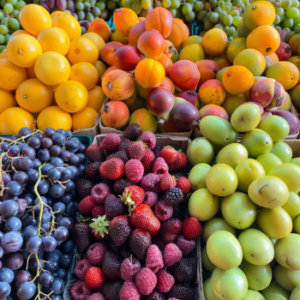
0,130,43,145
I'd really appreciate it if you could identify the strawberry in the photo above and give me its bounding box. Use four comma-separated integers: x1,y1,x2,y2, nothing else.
128,141,147,160
109,216,132,246
120,185,145,213
159,146,178,165
100,158,124,180
169,152,188,171
160,173,176,192
182,217,202,240
72,216,93,254
161,218,182,244
85,266,105,289
86,162,101,179
141,149,156,173
78,195,97,215
129,229,152,260
130,204,161,237
176,177,191,195
86,145,104,162
90,215,110,240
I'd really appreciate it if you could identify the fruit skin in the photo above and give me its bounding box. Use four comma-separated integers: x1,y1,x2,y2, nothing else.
168,19,189,51
129,108,157,133
100,158,124,181
198,79,226,106
202,28,228,57
161,218,182,244
88,19,111,42
262,284,290,300
113,8,138,37
52,13,81,41
119,281,140,300
260,116,289,142
109,216,132,247
79,196,97,215
145,244,164,273
188,163,211,190
85,267,105,290
70,62,98,91
129,20,146,47
179,44,205,63
101,101,130,129
187,138,214,166
72,221,93,254
101,42,123,66
135,267,157,295
226,38,247,64
199,104,228,121
282,192,300,218
129,229,152,260
275,266,300,292
0,89,17,114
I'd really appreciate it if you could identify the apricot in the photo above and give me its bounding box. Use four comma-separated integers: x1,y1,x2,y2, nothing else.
100,41,123,66
198,79,226,106
199,104,229,121
128,20,145,47
168,19,189,50
196,60,219,86
163,40,176,58
157,77,175,94
113,8,138,36
113,45,144,71
88,19,111,42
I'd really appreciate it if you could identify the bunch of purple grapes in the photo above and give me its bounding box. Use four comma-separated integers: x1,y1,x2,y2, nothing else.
0,127,87,300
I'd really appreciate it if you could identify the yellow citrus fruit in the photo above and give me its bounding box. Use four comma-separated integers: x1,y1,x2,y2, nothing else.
7,34,42,68
87,86,105,112
67,37,98,65
26,65,37,79
55,80,88,113
19,4,52,36
202,28,229,57
0,89,17,114
16,79,53,113
52,13,81,41
37,106,72,131
94,60,107,85
72,106,98,131
37,27,70,56
0,58,28,91
83,32,105,56
50,11,66,19
69,62,98,90
34,52,71,86
11,30,36,38
0,107,35,135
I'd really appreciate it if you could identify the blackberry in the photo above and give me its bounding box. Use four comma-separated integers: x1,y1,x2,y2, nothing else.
102,251,122,280
85,162,101,179
162,188,184,205
148,289,166,300
75,179,94,198
107,150,128,164
152,145,162,158
102,280,123,300
114,178,132,194
167,283,196,300
123,124,142,141
173,203,184,220
173,257,197,282
105,194,125,218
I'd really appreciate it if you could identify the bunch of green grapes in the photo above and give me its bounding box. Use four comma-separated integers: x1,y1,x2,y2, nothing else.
122,0,152,16
0,0,26,52
272,0,300,42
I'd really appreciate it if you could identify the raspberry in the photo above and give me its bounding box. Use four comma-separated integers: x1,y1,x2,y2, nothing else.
75,259,92,280
91,183,111,204
153,145,162,158
162,188,184,205
144,191,159,207
168,298,180,300
140,131,156,149
87,243,107,265
145,244,164,273
85,266,105,289
163,243,182,267
157,269,175,293
114,178,132,194
105,194,125,218
135,268,157,295
152,157,169,175
100,134,121,151
92,205,105,219
148,290,166,300
107,150,128,164
123,123,142,141
119,281,141,300
160,174,176,192
154,201,173,221
176,235,196,256
128,142,147,160
176,177,191,195
121,256,142,281
119,138,132,151
71,281,92,300
141,173,161,193
125,159,144,183
141,149,156,173
182,217,202,240
87,293,106,300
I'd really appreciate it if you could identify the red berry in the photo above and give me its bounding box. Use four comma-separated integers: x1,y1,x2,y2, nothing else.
140,131,156,149
120,257,141,281
100,158,124,181
157,269,175,293
92,205,105,219
100,133,121,151
75,259,92,280
169,152,188,171
86,145,104,163
176,177,191,195
152,157,169,175
125,159,144,183
154,200,173,221
86,162,101,179
85,266,105,289
144,191,159,207
159,147,178,165
163,243,182,267
91,183,111,204
141,173,161,193
78,196,97,215
128,142,147,160
120,281,141,300
160,173,176,192
71,281,92,300
182,217,202,240
87,243,107,265
141,149,155,173
135,267,157,295
145,244,164,273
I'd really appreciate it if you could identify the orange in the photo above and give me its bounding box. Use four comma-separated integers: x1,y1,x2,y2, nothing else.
69,62,98,90
16,79,53,113
202,28,228,57
0,50,7,59
222,65,255,95
0,89,17,114
51,11,66,19
52,13,81,41
11,30,36,38
37,27,70,55
0,58,27,91
26,65,37,79
0,107,35,135
7,34,42,68
266,61,300,90
246,25,280,56
83,32,105,57
55,80,88,113
19,4,52,36
34,52,71,86
88,86,105,112
94,60,107,85
72,106,98,131
243,1,276,31
67,37,98,65
37,106,72,131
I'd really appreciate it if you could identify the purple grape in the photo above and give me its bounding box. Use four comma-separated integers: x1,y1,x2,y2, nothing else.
6,181,22,196
78,164,85,177
41,223,50,232
6,252,24,270
0,281,11,297
60,149,71,162
44,128,55,137
37,180,50,195
79,20,90,30
0,200,18,218
26,236,43,254
65,180,75,192
47,249,62,261
65,140,78,153
22,146,36,159
7,145,20,157
27,169,39,184
0,141,9,152
20,143,28,152
40,2,50,12
61,168,72,181
41,208,52,223
68,166,79,180
56,129,67,136
59,254,71,269
27,136,41,149
0,231,3,241
70,154,80,165
5,217,22,231
16,199,27,214
57,268,67,280
34,132,43,139
1,173,11,185
77,143,86,153
47,168,61,180
2,158,12,171
50,145,63,157
65,202,77,215
18,127,32,137
22,193,34,206
51,278,65,295
22,215,37,227
1,231,23,252
33,158,42,169
43,236,57,252
41,137,53,149
61,194,73,204
57,0,67,10
13,171,28,185
77,153,86,164
0,267,14,283
54,226,69,242
52,133,66,146
50,157,64,167
63,239,75,253
0,246,3,259
45,258,59,272
14,270,31,288
49,184,65,198
29,257,45,272
53,202,65,214
19,157,34,171
17,281,36,300
41,164,54,175
38,148,50,162
39,270,54,287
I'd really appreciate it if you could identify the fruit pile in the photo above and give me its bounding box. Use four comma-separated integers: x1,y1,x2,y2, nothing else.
0,127,88,299
67,125,203,300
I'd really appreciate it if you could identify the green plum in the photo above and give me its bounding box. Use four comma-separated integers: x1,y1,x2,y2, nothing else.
222,93,247,118
256,153,282,174
204,278,219,300
270,142,293,163
202,246,216,272
274,265,300,291
291,157,300,165
290,285,300,300
187,138,214,166
259,116,290,142
293,214,300,234
188,163,211,190
282,192,300,217
242,290,266,300
203,218,236,243
262,284,290,300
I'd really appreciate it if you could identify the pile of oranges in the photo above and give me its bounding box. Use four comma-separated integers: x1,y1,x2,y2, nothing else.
0,4,106,135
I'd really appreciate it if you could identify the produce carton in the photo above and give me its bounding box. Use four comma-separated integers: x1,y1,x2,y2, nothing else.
99,97,193,138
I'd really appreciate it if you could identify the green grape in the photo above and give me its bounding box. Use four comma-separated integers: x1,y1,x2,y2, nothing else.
223,5,231,12
291,0,299,8
185,11,195,21
77,11,85,20
217,0,224,7
142,0,151,9
0,11,3,20
284,17,294,28
1,17,9,26
286,7,300,18
227,26,235,36
281,0,292,9
81,26,87,34
295,24,300,33
273,15,280,25
199,30,206,37
0,0,6,7
194,1,203,11
182,3,192,14
232,0,241,5
8,18,19,30
214,24,223,29
215,7,222,14
92,6,101,17
96,1,106,9
0,33,4,44
33,0,40,3
107,0,116,9
280,14,285,22
210,12,219,23
232,31,238,38
209,0,217,5
100,0,107,3
274,25,281,31
86,12,94,21
223,14,233,26
294,15,300,24
171,0,180,9
162,0,171,8
206,11,212,18
4,33,9,43
14,1,26,10
168,8,177,17
75,2,84,10
0,24,8,34
132,1,142,13
286,31,295,42
12,9,19,17
232,15,241,26
204,19,213,30
197,10,207,21
123,0,131,7
0,45,6,53
219,11,227,20
204,2,210,10
4,3,14,13
91,0,97,5
7,0,17,5
282,27,291,32
186,0,197,4
229,10,239,17
223,25,229,32
83,1,90,8
276,7,284,16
